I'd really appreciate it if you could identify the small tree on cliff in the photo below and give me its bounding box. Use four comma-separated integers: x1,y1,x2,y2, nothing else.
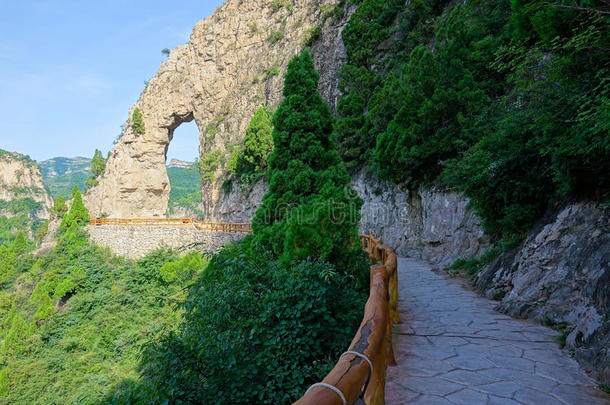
252,50,362,271
60,186,90,233
239,106,274,174
132,108,145,135
85,149,107,188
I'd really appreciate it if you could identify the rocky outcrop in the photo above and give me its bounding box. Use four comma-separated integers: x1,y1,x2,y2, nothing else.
352,169,489,267
85,0,350,218
211,169,490,266
477,201,610,385
210,179,268,222
0,150,53,219
87,225,246,259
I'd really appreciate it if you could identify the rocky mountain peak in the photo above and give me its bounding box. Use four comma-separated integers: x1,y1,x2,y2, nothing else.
0,150,54,219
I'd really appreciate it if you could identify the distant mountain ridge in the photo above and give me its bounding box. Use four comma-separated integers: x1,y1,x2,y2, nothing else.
38,156,91,199
167,159,195,169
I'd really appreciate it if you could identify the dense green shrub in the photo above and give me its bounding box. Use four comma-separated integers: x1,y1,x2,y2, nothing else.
375,2,509,188
199,150,221,182
336,0,609,241
132,108,145,135
126,241,366,404
59,186,89,233
52,196,68,218
159,252,204,284
252,50,364,271
0,214,203,404
231,106,275,187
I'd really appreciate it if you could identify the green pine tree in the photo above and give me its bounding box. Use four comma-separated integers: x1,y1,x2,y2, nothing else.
132,108,145,135
239,106,274,174
52,196,68,218
252,50,362,270
85,149,107,188
9,232,29,256
60,186,90,233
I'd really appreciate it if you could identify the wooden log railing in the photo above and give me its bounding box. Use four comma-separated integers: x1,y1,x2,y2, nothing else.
88,218,252,233
294,234,399,405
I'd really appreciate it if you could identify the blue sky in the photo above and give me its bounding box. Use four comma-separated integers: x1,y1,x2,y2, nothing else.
0,0,225,162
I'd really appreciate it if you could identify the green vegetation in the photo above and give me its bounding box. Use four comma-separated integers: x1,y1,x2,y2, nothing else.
105,49,368,405
335,0,609,243
132,108,145,135
84,149,108,188
51,196,68,218
270,0,292,12
0,150,35,166
0,198,44,247
230,106,275,188
268,29,284,44
59,186,89,233
198,150,222,182
0,195,208,403
39,156,91,199
0,198,41,218
167,166,203,216
303,25,321,46
252,50,365,271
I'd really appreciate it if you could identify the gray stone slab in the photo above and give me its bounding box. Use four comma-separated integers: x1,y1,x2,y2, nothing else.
445,388,489,404
398,376,464,397
440,369,499,386
384,258,610,405
514,387,564,405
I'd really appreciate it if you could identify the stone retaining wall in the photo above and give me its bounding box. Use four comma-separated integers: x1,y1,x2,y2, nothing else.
87,225,246,259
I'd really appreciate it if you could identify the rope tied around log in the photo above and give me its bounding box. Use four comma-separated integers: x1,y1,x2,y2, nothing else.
305,383,347,405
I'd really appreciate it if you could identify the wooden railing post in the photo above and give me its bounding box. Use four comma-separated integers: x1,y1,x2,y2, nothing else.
296,235,400,405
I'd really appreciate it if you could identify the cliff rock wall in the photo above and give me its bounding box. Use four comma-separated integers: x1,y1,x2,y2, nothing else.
477,202,610,384
85,0,349,218
0,151,53,219
211,169,490,266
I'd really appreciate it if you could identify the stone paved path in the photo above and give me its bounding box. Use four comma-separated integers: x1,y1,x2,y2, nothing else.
385,258,609,405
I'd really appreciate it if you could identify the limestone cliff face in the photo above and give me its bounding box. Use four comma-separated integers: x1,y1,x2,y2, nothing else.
477,202,610,384
0,151,53,219
85,0,349,218
211,169,490,266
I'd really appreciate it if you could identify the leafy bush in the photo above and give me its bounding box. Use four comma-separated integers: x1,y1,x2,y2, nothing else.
303,25,321,46
132,108,145,135
129,241,366,404
336,0,609,242
0,218,202,404
52,196,68,218
159,252,205,284
199,150,221,182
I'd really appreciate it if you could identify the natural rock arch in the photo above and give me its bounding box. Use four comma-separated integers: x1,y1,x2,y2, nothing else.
85,0,348,218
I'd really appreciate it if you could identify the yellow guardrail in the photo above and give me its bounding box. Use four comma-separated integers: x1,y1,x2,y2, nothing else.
294,234,399,405
89,218,252,233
